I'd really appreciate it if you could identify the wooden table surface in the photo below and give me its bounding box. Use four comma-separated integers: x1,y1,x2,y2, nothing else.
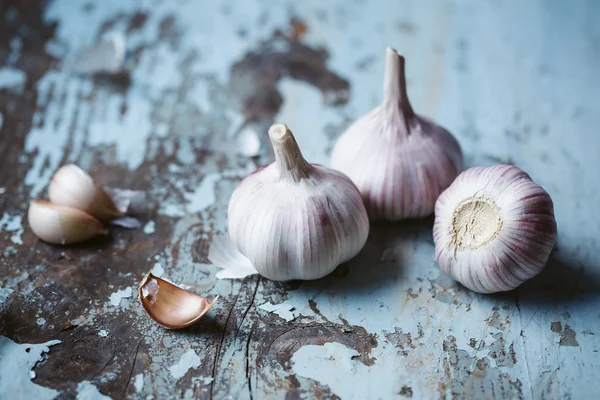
1,0,599,399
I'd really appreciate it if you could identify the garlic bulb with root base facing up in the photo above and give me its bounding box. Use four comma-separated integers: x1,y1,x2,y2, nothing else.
49,164,124,222
28,200,108,245
331,47,463,220
433,165,557,293
227,123,370,281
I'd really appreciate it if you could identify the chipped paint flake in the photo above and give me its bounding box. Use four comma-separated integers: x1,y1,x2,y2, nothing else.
98,330,109,337
258,302,296,322
150,263,165,277
169,349,202,380
134,374,144,393
185,173,220,213
0,66,26,89
143,220,156,234
0,213,24,245
0,336,61,400
76,381,111,400
108,287,133,307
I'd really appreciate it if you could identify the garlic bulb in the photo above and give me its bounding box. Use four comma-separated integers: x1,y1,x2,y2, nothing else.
227,123,370,281
48,164,124,222
330,47,463,220
433,165,557,293
28,200,108,244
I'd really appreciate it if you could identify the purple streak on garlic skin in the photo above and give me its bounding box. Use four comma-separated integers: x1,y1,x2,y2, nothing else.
331,48,462,220
433,164,557,294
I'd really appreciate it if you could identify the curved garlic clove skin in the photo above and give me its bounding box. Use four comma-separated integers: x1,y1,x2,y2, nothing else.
227,123,370,281
28,200,108,245
48,164,124,222
433,165,557,293
139,273,218,329
330,47,463,220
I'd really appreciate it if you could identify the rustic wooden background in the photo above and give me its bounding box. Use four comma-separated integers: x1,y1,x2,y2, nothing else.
1,0,599,399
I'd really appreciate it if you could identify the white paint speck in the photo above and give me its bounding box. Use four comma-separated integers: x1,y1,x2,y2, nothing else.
98,329,109,337
36,318,46,327
76,380,111,400
0,213,24,245
134,373,144,393
291,342,365,399
258,302,296,322
109,287,132,307
169,349,202,380
0,336,61,400
143,220,155,234
185,173,220,213
150,263,164,277
192,376,214,387
0,67,26,89
159,203,185,218
0,187,6,194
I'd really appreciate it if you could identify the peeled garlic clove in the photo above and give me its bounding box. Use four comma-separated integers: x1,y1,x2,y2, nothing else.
28,200,108,245
227,123,370,281
139,273,218,329
433,165,558,293
48,164,124,222
331,47,463,220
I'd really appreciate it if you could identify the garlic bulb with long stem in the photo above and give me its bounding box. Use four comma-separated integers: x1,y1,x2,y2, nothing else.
227,123,370,281
433,164,557,293
330,47,463,220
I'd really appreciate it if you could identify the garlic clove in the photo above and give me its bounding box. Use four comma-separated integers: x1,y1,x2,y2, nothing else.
227,123,370,281
138,273,218,329
330,47,463,220
433,164,558,293
48,164,124,222
28,200,108,245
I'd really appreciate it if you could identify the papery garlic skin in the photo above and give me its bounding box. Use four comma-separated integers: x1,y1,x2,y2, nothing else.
331,47,462,220
49,164,123,222
433,165,557,293
28,200,108,245
227,123,370,281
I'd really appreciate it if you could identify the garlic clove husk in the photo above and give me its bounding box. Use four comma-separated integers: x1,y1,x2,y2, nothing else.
433,164,558,293
48,164,124,222
330,47,463,220
208,234,258,279
227,123,370,281
139,273,218,329
28,200,108,245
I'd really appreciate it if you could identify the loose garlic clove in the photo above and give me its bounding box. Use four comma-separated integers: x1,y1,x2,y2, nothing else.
331,47,463,220
227,123,370,281
139,273,218,329
48,164,124,222
28,200,108,245
433,165,558,293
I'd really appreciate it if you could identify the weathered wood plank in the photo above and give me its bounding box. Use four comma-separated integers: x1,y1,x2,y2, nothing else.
1,0,599,399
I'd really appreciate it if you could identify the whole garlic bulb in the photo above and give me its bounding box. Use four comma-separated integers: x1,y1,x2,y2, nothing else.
331,47,463,220
433,165,557,293
227,123,370,281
